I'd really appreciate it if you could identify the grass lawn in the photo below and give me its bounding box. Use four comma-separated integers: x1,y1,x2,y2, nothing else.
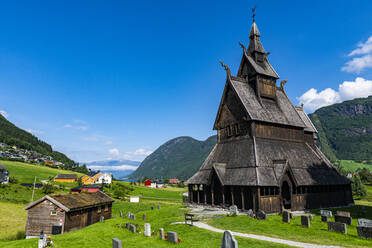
0,202,291,248
209,205,372,248
0,202,26,241
339,160,372,172
0,160,84,184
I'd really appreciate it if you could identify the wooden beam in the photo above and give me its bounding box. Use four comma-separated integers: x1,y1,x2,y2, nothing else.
231,186,235,206
241,187,245,210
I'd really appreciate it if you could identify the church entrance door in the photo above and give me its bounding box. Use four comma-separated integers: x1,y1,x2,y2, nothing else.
281,181,291,209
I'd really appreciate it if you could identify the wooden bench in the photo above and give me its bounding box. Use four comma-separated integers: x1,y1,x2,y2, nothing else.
185,213,195,226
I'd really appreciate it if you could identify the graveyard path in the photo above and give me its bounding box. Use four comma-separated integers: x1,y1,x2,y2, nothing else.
171,222,343,248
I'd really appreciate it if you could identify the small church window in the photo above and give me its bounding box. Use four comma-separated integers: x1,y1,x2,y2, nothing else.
227,126,232,137
50,211,57,216
104,204,108,212
97,206,101,213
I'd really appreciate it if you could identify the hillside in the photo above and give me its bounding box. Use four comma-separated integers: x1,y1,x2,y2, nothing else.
0,114,75,167
309,96,372,162
129,135,217,180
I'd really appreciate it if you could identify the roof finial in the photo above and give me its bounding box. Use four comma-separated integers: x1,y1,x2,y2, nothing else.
252,6,257,22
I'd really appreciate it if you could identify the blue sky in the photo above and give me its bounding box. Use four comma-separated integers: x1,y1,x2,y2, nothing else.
0,0,372,162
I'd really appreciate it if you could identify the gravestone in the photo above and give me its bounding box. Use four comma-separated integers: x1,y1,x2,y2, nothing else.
328,222,347,234
357,226,372,239
358,218,372,227
336,211,350,217
112,238,122,248
151,206,154,210
247,209,254,218
282,211,290,223
144,223,151,237
130,213,136,220
256,210,266,220
125,222,130,229
229,205,239,215
129,224,136,233
158,204,161,210
308,214,313,221
142,214,147,221
159,228,165,240
301,215,310,228
100,216,105,223
321,216,328,222
320,210,332,218
167,231,178,243
120,210,123,218
220,230,238,248
127,212,131,218
335,215,352,225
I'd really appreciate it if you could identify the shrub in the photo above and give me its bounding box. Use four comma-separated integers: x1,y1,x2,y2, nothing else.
351,175,367,197
42,183,55,194
8,176,18,184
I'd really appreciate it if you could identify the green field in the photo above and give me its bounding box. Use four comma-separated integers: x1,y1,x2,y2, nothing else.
1,160,372,247
339,160,372,172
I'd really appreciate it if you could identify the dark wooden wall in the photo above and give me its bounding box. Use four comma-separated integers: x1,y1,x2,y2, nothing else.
25,200,65,237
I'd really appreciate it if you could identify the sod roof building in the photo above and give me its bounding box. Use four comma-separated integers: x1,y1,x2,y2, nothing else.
186,17,353,213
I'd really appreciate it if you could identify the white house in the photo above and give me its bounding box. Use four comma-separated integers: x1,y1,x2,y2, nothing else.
96,173,112,184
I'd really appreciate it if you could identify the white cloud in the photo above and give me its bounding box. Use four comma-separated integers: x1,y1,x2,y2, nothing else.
342,36,372,73
298,77,372,112
107,148,152,161
87,164,138,171
0,110,9,119
26,129,45,135
104,141,113,145
63,123,88,131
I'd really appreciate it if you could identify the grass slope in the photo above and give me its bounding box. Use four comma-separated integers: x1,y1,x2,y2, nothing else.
0,203,290,248
339,160,372,172
0,202,26,240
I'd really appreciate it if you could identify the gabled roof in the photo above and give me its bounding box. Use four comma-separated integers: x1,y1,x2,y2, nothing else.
54,174,77,179
229,78,305,128
295,106,317,133
24,191,114,212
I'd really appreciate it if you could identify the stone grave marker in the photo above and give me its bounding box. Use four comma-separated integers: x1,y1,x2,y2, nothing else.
335,215,352,225
358,218,372,227
229,205,239,215
320,210,332,218
142,214,146,221
144,223,151,237
120,210,123,218
125,222,130,229
112,238,122,248
336,211,350,217
247,209,254,218
159,228,165,240
151,206,154,210
220,230,238,248
282,210,290,223
130,213,136,220
100,216,105,223
308,214,313,221
158,204,161,210
129,224,136,233
256,210,266,220
328,222,347,234
167,231,178,243
127,212,131,218
357,226,372,239
301,215,310,228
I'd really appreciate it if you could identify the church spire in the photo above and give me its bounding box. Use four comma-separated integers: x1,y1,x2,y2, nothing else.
247,7,266,56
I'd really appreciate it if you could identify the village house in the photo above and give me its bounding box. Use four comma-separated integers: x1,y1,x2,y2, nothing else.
144,179,152,186
23,191,114,238
168,178,179,184
71,184,102,193
54,174,78,183
96,173,112,184
186,16,353,213
0,163,9,184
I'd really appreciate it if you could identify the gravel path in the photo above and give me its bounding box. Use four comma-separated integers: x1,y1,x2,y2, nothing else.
171,222,343,248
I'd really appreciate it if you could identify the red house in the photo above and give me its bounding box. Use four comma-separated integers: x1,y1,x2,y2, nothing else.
169,179,179,184
144,179,152,186
71,184,102,193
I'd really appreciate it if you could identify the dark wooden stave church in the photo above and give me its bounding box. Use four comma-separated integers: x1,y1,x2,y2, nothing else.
186,18,353,213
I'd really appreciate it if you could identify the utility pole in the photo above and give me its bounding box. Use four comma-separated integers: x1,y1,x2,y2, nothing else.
31,176,36,202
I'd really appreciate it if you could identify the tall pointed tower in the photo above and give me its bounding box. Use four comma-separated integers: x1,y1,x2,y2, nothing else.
186,13,353,213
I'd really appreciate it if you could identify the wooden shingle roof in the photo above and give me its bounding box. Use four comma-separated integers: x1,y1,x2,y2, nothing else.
54,174,77,180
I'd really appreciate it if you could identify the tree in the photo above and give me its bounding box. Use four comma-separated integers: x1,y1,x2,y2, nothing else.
351,175,367,197
42,183,55,194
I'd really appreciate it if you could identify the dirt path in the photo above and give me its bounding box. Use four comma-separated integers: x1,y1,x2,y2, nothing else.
172,222,343,248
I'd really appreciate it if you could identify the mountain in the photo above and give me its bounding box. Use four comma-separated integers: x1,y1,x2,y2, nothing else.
85,159,140,179
0,114,75,167
309,95,372,162
129,135,217,181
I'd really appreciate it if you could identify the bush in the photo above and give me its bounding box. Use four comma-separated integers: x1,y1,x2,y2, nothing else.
351,175,367,197
42,183,55,194
8,176,18,184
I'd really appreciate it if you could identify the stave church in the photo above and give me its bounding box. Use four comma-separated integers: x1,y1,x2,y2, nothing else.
186,14,353,213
